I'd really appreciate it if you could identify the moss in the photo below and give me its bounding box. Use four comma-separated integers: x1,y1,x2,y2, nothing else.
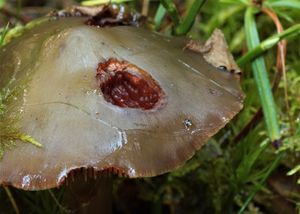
0,17,48,46
0,83,42,160
0,16,47,160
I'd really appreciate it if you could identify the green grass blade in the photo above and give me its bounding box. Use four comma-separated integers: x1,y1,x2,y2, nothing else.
275,9,295,23
220,0,247,4
0,0,4,8
287,164,300,176
244,7,281,142
236,141,268,183
238,153,282,214
204,4,245,35
266,0,300,10
174,0,206,35
238,23,300,66
160,0,180,26
229,27,245,51
0,23,10,46
18,134,43,148
154,3,166,30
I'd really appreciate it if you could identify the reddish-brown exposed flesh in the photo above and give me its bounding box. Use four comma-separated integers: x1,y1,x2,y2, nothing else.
97,59,163,110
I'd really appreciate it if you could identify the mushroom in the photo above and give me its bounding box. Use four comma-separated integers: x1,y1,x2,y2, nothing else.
0,11,244,212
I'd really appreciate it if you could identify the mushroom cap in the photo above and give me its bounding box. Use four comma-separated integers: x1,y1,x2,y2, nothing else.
0,17,244,190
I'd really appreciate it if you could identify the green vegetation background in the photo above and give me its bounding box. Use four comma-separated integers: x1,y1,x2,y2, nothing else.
0,0,299,213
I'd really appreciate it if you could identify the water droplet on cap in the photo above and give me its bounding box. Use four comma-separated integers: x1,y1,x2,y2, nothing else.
183,119,193,130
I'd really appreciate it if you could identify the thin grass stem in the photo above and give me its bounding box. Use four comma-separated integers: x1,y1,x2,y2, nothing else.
238,153,282,214
3,186,20,214
48,190,71,213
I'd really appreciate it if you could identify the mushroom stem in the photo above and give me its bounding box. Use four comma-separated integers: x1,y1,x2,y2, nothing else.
63,170,113,214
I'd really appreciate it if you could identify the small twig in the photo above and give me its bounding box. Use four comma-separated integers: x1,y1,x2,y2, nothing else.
263,8,294,131
0,6,29,24
141,0,150,17
234,109,262,143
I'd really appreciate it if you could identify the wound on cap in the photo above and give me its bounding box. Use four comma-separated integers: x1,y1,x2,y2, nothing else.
97,59,164,110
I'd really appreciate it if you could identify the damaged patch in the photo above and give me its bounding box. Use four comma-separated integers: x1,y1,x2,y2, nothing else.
85,5,139,27
49,5,140,27
97,59,165,110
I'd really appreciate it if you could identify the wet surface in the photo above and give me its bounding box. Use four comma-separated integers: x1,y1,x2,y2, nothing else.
0,18,244,190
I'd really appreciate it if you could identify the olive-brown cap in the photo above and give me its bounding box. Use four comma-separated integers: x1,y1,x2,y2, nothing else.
0,17,244,190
